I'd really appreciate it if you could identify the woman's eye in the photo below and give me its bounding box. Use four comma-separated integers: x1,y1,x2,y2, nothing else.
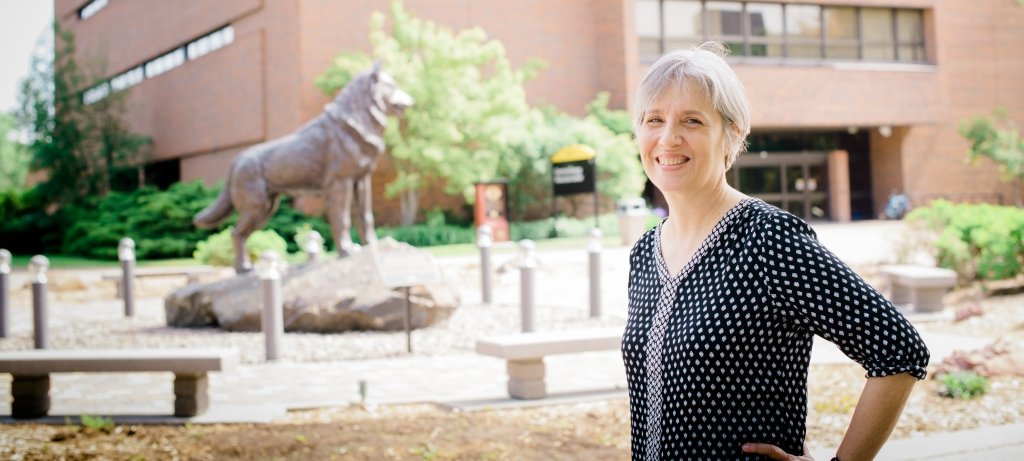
646,117,663,124
684,118,703,126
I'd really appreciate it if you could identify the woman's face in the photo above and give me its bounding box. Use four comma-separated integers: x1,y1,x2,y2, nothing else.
636,80,730,196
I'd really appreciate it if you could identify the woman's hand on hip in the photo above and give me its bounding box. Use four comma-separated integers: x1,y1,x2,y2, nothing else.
742,442,815,460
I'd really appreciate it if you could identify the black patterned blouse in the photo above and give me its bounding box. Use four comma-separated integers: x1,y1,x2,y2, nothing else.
622,198,929,460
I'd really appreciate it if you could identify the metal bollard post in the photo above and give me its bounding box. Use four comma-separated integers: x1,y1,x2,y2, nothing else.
118,238,136,317
30,255,49,349
259,250,284,361
519,239,536,333
588,228,602,319
305,230,324,263
0,249,10,338
477,225,493,305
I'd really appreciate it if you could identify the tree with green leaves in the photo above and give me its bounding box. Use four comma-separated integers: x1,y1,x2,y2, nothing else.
960,108,1024,206
0,113,30,192
16,22,149,207
316,0,542,225
316,1,645,224
503,103,645,220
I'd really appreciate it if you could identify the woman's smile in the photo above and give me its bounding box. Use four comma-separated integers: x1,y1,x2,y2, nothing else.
655,154,691,167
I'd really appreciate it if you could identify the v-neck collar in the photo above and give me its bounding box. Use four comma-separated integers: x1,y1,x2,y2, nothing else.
653,198,753,282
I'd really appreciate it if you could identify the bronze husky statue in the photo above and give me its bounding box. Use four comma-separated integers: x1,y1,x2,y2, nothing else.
193,63,414,273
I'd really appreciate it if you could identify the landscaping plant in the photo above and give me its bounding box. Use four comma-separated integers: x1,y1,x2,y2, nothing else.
937,371,989,400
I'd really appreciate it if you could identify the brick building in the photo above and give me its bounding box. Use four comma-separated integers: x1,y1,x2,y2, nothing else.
56,0,1024,224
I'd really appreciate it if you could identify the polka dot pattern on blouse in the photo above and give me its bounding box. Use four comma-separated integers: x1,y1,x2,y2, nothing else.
621,198,929,460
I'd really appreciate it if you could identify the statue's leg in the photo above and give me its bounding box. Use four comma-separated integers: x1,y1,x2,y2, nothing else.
354,174,378,247
231,215,255,274
326,178,356,257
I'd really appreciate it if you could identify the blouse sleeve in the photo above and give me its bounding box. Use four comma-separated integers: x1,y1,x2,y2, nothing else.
753,209,930,380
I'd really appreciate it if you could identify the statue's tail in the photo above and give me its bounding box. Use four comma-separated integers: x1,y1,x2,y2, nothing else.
193,182,234,229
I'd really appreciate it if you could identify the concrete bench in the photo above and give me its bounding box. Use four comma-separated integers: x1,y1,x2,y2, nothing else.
101,267,218,298
0,348,239,419
878,264,957,313
476,328,622,399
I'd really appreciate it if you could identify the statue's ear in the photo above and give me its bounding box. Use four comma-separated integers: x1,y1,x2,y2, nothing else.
371,60,382,80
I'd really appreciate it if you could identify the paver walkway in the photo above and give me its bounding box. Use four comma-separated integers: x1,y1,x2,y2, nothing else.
2,219,1021,458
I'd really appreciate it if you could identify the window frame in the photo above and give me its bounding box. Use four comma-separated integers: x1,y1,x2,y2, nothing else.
636,0,929,65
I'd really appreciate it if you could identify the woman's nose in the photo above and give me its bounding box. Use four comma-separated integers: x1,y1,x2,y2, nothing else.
658,124,682,147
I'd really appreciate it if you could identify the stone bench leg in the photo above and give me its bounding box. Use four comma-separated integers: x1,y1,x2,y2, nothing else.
507,358,546,400
174,372,209,417
911,287,947,313
890,284,912,305
11,374,50,419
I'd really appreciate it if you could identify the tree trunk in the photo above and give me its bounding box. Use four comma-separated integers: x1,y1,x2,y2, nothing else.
1014,178,1023,207
399,188,420,226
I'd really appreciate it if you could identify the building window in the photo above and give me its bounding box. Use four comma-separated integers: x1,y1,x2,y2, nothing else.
144,48,186,79
861,8,895,60
786,3,822,58
83,82,110,105
665,0,703,51
81,25,235,104
186,26,235,60
896,9,925,62
637,1,928,64
110,66,144,91
636,0,663,57
78,0,108,20
747,2,784,57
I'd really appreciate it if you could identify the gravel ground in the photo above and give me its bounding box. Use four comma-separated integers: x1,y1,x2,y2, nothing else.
0,272,625,364
2,266,1023,458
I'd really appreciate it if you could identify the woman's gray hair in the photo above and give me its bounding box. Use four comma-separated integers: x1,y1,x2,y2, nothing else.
633,42,751,169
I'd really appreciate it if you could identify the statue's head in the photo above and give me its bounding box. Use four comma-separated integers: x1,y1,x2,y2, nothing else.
366,61,413,116
329,62,414,123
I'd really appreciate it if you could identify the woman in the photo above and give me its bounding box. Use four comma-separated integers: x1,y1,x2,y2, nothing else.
622,42,930,460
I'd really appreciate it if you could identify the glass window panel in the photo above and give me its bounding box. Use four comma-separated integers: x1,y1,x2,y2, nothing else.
897,10,924,43
750,43,784,57
636,0,662,58
786,4,821,41
861,8,894,43
784,200,805,218
722,40,746,56
898,44,926,62
739,167,782,194
747,3,784,38
824,7,857,40
707,1,744,36
826,44,858,59
788,44,822,58
864,44,895,60
664,1,702,38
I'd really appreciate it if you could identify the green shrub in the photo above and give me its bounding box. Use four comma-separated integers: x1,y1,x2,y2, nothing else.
193,228,288,267
59,181,225,260
937,371,989,400
510,212,621,241
79,414,115,433
30,181,333,260
904,200,1024,281
377,224,475,247
263,198,334,253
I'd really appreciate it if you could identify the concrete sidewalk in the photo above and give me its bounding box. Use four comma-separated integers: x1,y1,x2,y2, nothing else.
2,219,1021,459
811,423,1024,460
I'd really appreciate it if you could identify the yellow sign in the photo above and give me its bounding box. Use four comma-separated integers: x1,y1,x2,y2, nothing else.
551,144,596,164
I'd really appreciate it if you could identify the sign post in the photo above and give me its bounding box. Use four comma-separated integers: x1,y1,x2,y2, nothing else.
374,248,441,353
551,144,598,228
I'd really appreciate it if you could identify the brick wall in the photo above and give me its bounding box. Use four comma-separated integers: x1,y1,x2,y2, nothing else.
58,0,1024,223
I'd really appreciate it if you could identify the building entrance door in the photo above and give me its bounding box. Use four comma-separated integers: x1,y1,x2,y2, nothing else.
729,152,829,220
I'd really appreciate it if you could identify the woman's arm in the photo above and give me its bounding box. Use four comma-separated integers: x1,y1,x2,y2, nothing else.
742,373,918,461
835,373,917,461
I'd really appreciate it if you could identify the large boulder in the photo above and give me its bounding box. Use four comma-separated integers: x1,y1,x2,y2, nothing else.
165,238,459,332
